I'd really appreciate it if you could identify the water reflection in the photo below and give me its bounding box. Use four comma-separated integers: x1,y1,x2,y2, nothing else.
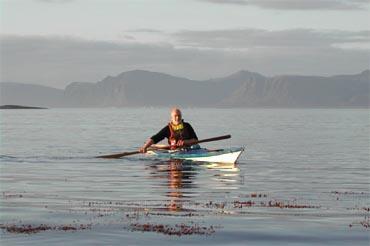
148,159,197,211
147,159,242,211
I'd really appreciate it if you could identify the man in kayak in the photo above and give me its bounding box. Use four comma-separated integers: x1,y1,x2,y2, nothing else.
139,108,198,153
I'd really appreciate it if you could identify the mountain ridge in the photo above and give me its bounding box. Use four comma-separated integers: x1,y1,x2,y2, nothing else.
1,69,369,108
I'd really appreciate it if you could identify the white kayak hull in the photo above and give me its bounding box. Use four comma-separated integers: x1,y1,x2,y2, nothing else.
147,147,244,164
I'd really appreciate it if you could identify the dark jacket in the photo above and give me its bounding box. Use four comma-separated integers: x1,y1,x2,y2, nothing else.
150,122,198,144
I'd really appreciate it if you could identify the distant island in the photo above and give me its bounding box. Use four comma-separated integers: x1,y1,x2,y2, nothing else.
0,69,369,108
0,105,48,109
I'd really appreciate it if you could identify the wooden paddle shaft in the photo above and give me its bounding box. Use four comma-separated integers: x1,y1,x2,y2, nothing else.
96,134,231,159
195,134,231,144
139,135,231,150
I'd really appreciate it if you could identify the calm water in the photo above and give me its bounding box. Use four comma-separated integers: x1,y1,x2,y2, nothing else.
0,108,369,245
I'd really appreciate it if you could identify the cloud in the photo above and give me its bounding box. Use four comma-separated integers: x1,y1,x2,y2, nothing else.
173,28,370,49
199,0,369,10
35,0,75,3
1,32,368,88
127,29,164,33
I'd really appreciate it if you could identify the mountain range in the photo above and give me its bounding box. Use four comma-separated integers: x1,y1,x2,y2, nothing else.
1,70,369,108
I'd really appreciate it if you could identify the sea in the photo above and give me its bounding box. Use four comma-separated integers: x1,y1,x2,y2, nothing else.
0,108,369,245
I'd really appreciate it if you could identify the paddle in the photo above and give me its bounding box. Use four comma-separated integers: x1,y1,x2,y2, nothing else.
95,134,231,159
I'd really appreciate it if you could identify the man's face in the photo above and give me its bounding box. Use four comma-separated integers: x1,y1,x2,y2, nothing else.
171,110,182,125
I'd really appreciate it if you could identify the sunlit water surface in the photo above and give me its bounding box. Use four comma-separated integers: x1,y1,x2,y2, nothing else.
0,108,369,245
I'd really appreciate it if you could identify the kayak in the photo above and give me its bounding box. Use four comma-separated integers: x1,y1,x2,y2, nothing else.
147,147,244,164
96,135,233,159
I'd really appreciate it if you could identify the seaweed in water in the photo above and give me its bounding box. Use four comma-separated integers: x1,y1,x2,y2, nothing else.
128,223,216,236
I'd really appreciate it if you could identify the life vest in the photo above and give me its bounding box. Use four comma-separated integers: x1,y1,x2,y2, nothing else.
168,121,185,150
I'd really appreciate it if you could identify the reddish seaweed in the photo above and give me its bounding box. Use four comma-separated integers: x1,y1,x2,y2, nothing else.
234,200,255,208
205,201,226,209
233,200,319,209
331,191,366,195
147,212,199,217
2,192,24,199
0,224,91,234
349,217,370,229
251,193,268,198
360,219,369,228
238,193,268,198
129,223,215,236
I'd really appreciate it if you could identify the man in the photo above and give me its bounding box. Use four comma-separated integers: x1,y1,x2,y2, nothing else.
139,108,198,153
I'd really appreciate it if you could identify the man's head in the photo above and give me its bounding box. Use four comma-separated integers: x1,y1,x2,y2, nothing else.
170,108,182,125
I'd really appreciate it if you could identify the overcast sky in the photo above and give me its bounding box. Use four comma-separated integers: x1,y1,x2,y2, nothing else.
1,0,369,88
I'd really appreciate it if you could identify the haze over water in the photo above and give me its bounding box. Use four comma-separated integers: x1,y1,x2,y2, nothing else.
0,108,369,245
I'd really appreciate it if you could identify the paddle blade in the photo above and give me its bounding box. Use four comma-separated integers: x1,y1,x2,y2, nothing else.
96,150,141,159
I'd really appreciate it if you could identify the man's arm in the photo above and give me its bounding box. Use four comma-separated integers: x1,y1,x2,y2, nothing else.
187,123,198,140
139,138,154,153
139,126,169,153
178,138,198,147
177,123,198,147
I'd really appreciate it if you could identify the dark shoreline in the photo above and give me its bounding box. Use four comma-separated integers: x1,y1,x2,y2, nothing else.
0,105,48,109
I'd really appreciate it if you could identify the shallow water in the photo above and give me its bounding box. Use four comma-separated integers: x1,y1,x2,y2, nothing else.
0,108,369,245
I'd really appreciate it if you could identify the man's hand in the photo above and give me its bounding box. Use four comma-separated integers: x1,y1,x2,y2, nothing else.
140,139,154,153
175,139,198,148
176,140,185,147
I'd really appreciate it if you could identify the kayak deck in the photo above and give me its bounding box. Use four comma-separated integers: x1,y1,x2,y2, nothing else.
147,147,244,164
